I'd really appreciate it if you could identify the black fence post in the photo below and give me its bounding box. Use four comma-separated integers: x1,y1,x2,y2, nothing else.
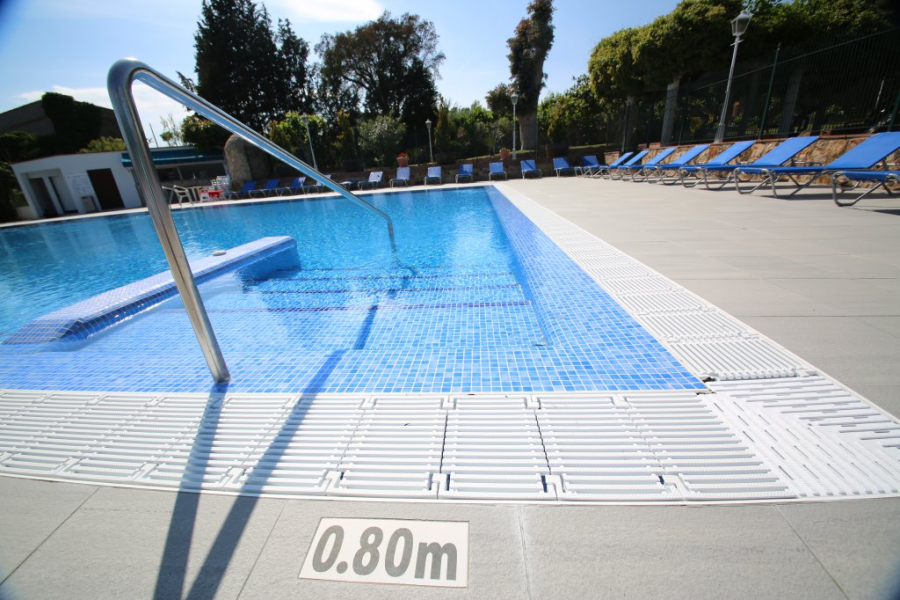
758,42,781,139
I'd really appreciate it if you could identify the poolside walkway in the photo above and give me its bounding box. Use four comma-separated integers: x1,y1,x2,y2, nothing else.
2,177,899,599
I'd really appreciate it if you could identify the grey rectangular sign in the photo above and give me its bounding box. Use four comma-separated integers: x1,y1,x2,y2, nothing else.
300,517,469,588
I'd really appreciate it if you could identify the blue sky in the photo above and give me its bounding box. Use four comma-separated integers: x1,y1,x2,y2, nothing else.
0,0,681,142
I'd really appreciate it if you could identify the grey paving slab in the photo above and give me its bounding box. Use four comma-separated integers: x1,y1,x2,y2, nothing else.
768,278,900,316
239,500,528,600
0,478,96,584
520,505,846,600
739,316,900,361
675,278,835,317
717,254,836,279
0,487,285,600
859,316,900,339
792,254,900,279
778,499,900,600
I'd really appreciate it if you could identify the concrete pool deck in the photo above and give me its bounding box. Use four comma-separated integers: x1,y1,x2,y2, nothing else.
1,177,899,599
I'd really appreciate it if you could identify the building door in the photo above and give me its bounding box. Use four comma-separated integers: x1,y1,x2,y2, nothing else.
86,169,125,210
28,178,59,217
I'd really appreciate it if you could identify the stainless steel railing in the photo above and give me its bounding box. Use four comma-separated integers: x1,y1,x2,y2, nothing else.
107,58,395,383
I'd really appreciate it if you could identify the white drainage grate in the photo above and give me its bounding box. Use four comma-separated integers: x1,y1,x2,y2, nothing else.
625,394,792,500
535,394,677,502
1,387,899,502
440,396,551,500
709,378,900,498
331,396,446,499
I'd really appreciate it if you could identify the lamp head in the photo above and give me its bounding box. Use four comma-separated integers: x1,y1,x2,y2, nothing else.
300,113,310,126
511,93,519,106
731,10,752,37
426,118,432,129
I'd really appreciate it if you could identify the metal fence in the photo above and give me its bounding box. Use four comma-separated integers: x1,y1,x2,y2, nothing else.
598,27,900,151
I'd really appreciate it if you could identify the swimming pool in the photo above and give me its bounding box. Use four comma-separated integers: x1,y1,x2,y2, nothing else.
0,186,704,394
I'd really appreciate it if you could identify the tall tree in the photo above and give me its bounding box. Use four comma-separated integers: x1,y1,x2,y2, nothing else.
191,0,311,132
506,0,555,150
485,84,515,118
315,11,444,129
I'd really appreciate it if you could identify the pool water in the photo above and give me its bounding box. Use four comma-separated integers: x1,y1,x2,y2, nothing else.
0,187,704,394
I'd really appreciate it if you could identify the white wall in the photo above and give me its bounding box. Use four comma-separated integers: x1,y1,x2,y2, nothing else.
11,151,141,219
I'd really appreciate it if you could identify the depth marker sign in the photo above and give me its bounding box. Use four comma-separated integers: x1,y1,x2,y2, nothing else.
300,518,469,588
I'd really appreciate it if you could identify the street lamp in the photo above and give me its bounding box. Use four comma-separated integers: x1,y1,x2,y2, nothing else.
715,10,753,143
425,118,434,163
510,92,519,159
300,113,317,170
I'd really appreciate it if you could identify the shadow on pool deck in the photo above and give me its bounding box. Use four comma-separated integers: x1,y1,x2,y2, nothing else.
154,350,347,599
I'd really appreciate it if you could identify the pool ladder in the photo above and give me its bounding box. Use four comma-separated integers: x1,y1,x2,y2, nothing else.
107,58,395,383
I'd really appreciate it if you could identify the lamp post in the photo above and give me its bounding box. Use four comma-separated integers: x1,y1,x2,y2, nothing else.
715,11,752,143
425,118,434,163
300,113,317,170
511,92,519,159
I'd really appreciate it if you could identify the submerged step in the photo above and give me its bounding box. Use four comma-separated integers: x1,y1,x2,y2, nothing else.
5,236,298,344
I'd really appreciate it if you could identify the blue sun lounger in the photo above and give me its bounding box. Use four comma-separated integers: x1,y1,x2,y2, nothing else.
277,177,305,195
225,180,257,199
647,144,710,184
677,140,756,187
390,167,411,187
606,151,650,180
625,147,677,181
685,137,819,191
734,132,900,197
456,163,475,183
553,157,577,177
592,152,634,178
229,180,259,199
424,166,442,185
248,178,282,198
521,160,542,178
488,162,508,180
832,170,900,206
579,155,602,176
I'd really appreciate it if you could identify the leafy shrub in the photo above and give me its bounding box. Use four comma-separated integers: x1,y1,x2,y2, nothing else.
358,115,407,166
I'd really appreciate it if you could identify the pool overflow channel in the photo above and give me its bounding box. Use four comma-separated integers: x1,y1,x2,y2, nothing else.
107,58,396,383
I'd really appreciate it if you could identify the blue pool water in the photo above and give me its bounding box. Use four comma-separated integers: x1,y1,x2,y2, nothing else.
0,187,704,393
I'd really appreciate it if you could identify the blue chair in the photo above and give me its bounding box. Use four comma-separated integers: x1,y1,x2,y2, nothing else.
590,152,633,178
248,178,282,198
687,136,820,191
647,144,710,184
678,140,756,187
832,170,900,206
604,151,649,179
488,162,508,180
424,166,442,185
625,148,677,181
520,160,542,179
579,155,602,176
734,132,900,197
358,171,383,190
553,157,576,177
279,177,306,195
229,180,258,199
456,164,475,183
391,167,411,187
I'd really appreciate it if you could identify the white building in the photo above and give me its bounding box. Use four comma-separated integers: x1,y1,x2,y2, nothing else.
11,146,228,220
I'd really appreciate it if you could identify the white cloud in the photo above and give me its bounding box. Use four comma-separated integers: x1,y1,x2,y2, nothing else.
266,0,383,23
17,84,191,146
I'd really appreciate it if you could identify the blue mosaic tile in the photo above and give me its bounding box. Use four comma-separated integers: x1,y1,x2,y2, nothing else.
0,187,704,394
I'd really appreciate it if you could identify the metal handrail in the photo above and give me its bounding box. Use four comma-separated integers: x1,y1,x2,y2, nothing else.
107,58,396,382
